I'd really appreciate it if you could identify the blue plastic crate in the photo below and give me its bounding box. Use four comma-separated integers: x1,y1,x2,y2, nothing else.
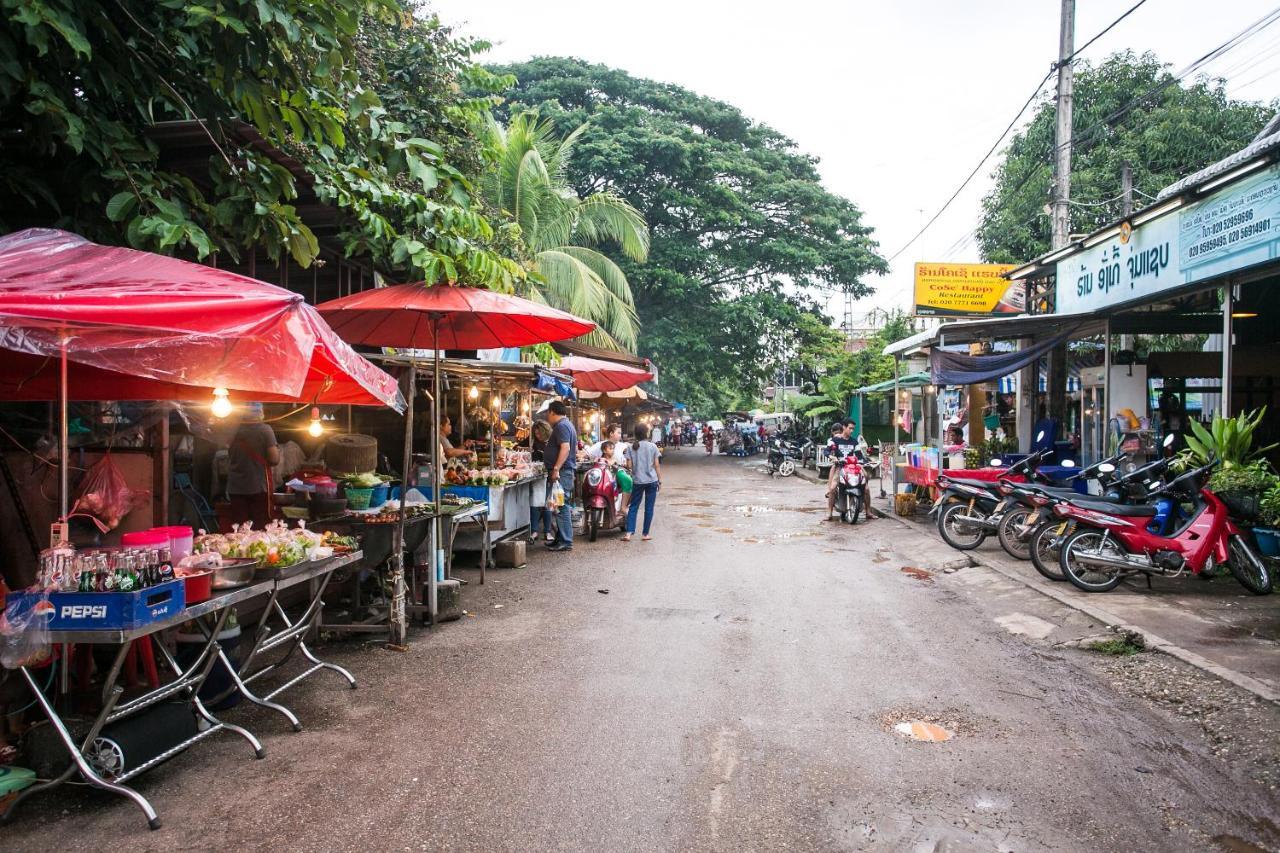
6,579,185,632
442,485,490,506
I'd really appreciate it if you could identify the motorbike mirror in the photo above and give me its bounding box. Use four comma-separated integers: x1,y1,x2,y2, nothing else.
1162,433,1176,448
1098,463,1116,474
1035,430,1045,441
1060,459,1076,468
989,458,1003,467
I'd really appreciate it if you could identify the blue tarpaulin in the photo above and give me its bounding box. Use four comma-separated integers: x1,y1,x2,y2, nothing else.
929,327,1079,386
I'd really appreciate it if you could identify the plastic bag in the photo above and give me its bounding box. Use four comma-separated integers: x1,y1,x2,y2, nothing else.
1,591,53,669
71,453,150,531
549,480,565,510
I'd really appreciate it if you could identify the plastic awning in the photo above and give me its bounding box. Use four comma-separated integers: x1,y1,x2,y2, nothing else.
0,229,403,410
856,372,931,393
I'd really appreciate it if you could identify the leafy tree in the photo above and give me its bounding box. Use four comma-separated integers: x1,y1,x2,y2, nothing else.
0,0,520,286
792,310,914,427
489,58,887,410
978,51,1275,264
481,113,646,349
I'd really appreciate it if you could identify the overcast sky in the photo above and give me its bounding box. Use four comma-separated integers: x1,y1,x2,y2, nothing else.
430,0,1280,324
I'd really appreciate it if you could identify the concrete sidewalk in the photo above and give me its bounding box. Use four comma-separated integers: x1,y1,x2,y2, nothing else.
786,458,1280,703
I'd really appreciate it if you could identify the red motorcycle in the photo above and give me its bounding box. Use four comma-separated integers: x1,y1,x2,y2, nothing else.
581,456,622,542
833,451,868,524
1055,459,1272,594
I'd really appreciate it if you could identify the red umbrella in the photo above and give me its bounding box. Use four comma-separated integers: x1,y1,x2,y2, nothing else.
0,229,403,409
556,354,653,393
317,282,594,638
316,282,596,350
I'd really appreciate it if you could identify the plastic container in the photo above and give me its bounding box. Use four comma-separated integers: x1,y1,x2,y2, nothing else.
151,525,194,561
306,476,338,498
121,530,170,549
181,570,213,604
175,624,242,711
369,483,389,508
1254,528,1280,557
345,487,374,510
7,579,185,631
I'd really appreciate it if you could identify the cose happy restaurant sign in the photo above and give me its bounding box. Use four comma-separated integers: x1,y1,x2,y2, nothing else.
913,262,1022,316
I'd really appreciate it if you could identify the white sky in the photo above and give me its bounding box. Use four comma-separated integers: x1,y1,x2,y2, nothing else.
431,0,1280,323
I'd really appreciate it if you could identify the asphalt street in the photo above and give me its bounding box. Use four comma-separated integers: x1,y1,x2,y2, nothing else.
5,450,1278,851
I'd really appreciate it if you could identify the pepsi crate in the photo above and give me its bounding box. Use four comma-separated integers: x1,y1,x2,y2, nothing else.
6,579,185,632
442,484,490,506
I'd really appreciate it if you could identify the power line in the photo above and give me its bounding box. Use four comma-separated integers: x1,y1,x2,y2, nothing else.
884,0,1154,264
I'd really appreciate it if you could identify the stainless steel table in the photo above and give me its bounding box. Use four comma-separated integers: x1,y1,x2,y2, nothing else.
0,551,360,830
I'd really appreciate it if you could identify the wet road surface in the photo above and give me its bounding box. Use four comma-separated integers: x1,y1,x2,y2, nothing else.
6,451,1278,851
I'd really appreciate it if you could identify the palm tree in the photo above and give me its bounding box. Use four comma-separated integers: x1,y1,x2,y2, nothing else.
482,113,647,351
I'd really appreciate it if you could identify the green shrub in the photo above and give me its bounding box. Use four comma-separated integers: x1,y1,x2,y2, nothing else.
1208,460,1277,495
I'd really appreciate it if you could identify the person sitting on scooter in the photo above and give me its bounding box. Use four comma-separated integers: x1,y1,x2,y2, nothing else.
825,422,856,520
588,423,632,516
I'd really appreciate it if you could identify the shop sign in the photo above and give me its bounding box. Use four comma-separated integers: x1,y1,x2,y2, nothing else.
913,262,1021,316
1055,162,1280,315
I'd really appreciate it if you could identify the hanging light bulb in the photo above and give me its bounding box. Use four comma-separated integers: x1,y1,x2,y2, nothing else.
468,384,479,400
522,400,530,414
492,394,502,409
211,387,233,419
308,407,324,437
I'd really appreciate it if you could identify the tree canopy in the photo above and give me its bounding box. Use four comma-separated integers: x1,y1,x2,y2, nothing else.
489,58,887,413
0,0,520,286
978,51,1274,264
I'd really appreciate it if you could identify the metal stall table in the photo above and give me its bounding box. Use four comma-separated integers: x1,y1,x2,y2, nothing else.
0,588,263,830
312,515,435,636
215,552,362,731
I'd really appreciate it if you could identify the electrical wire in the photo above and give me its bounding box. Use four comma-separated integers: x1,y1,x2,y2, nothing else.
884,0,1158,264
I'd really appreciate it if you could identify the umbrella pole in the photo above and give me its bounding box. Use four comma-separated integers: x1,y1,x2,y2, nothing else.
391,364,414,645
430,320,442,624
60,338,69,521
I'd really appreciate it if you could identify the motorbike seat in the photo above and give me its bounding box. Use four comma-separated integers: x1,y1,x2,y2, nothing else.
1018,484,1121,503
1070,500,1158,517
946,476,1003,491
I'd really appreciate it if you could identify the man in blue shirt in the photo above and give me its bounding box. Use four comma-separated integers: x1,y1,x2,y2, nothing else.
545,400,578,551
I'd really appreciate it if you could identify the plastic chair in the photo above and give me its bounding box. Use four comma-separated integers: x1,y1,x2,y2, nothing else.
173,472,219,532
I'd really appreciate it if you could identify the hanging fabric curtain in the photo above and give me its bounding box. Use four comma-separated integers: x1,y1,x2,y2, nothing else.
929,326,1080,386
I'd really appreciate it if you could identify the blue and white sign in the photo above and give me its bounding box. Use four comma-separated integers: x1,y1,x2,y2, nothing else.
1055,163,1280,315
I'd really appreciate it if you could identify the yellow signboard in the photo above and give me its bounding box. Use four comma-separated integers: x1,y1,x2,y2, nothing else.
913,262,1022,316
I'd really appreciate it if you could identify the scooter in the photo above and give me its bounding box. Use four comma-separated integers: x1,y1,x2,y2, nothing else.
580,457,623,542
833,450,868,523
766,437,801,477
931,439,1056,551
1055,458,1273,595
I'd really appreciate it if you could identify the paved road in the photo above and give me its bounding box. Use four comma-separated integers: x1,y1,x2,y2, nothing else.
7,451,1278,851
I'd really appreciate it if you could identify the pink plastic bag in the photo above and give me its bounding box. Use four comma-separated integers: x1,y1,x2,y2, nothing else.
71,453,150,531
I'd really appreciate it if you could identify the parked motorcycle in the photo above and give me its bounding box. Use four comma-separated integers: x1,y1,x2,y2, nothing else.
931,439,1057,552
1055,458,1273,595
1024,435,1177,581
766,437,801,477
580,456,623,542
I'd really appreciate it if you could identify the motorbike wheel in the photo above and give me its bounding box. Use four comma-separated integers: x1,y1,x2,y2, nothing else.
846,490,862,524
588,508,600,543
1028,519,1070,582
937,501,986,550
778,459,796,477
1060,528,1126,592
996,507,1035,561
1227,534,1273,595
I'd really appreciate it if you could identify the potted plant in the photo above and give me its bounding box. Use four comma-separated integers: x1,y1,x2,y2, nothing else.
1207,460,1277,525
1255,482,1280,557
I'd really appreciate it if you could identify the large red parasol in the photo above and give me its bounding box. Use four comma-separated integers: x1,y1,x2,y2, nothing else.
556,354,653,393
316,282,596,350
317,282,594,638
0,229,403,410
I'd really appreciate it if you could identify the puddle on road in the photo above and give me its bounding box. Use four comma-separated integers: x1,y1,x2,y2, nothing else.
1213,835,1269,853
900,566,934,583
740,537,763,544
715,527,734,534
683,499,715,507
775,530,819,540
893,720,954,742
733,505,776,516
683,512,713,519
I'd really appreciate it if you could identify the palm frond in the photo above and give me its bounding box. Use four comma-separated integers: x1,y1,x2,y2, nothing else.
556,245,639,349
571,193,650,261
547,121,590,184
533,248,638,350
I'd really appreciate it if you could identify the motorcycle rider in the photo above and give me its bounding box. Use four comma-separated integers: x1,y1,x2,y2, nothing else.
587,423,632,517
825,422,857,520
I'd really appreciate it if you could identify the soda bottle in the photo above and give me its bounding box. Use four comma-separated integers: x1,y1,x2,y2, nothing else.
157,546,174,583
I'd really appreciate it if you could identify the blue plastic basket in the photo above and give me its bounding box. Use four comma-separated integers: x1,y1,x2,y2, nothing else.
442,484,490,505
6,579,185,632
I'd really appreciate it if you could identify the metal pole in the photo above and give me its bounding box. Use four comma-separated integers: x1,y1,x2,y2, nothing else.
1121,162,1134,218
1222,285,1233,419
430,318,442,623
390,363,414,644
1103,317,1111,457
892,357,900,496
60,338,68,521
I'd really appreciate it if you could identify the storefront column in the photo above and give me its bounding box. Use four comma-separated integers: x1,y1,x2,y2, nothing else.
1102,317,1111,440
1222,284,1234,418
1015,339,1034,453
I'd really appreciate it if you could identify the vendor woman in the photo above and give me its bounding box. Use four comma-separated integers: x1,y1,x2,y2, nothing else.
439,415,473,461
227,402,280,530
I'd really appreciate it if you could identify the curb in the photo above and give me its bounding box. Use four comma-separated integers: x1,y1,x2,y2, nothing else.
885,507,1280,705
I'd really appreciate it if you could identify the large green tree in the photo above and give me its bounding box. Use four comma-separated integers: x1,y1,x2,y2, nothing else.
490,58,887,412
481,112,646,349
979,51,1274,263
0,0,520,286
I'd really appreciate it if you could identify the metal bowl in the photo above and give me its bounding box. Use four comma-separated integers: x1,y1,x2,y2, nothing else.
211,559,259,589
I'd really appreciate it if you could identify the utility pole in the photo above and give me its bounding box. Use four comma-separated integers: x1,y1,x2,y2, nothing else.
1051,0,1075,250
1121,162,1134,217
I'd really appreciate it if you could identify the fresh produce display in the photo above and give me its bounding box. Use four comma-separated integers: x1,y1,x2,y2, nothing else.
348,503,438,524
321,531,359,554
443,457,543,486
194,522,331,569
337,472,387,489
